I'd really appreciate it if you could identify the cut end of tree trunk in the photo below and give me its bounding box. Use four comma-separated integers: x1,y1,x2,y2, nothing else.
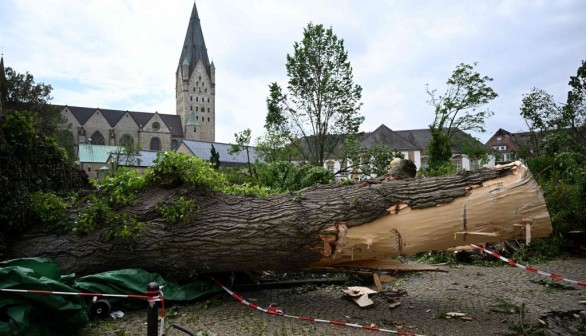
311,161,552,268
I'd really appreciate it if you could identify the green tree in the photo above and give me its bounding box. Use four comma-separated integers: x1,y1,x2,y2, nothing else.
360,142,404,178
255,131,300,163
0,66,87,243
0,112,87,239
565,60,586,148
3,67,67,137
266,23,364,166
519,88,563,157
229,129,257,179
517,60,586,253
209,144,221,170
426,62,498,170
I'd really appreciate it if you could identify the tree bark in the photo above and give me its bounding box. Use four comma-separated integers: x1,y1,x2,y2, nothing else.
7,162,551,279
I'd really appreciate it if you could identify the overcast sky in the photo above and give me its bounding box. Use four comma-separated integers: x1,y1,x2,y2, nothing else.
1,0,584,144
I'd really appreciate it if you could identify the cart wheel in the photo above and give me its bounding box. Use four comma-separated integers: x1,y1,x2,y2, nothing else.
91,299,112,318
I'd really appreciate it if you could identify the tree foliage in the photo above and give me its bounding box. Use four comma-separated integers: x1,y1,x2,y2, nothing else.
3,67,66,137
229,128,257,179
0,112,87,241
209,144,220,170
0,66,88,246
517,60,586,244
426,62,497,170
266,23,364,166
251,162,333,192
255,131,300,163
565,60,586,148
359,142,405,178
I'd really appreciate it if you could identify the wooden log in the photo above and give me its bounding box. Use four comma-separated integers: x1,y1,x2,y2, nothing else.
6,162,551,280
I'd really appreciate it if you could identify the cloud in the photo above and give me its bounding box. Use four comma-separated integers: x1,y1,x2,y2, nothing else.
1,0,584,144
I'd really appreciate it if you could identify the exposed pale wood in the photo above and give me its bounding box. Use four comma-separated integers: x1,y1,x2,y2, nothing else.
373,273,383,291
312,162,551,268
6,162,552,279
379,274,396,283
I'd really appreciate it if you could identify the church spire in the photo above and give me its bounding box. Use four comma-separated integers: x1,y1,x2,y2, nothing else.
178,2,211,78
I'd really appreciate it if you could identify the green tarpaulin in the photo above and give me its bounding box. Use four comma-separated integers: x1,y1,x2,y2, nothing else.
0,258,224,335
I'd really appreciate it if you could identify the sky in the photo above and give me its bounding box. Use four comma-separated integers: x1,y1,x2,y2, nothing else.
1,0,584,144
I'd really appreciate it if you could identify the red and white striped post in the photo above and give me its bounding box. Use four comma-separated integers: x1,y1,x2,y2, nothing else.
146,282,160,336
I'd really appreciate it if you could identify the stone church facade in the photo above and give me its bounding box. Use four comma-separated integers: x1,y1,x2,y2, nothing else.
60,3,215,153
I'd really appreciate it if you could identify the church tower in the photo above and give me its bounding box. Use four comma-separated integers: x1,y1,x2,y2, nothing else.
176,3,215,142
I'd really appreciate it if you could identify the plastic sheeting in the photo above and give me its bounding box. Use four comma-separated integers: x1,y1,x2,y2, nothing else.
0,258,89,335
75,268,222,309
0,258,224,335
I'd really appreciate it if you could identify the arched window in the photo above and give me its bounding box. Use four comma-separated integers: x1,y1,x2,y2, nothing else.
171,139,179,151
90,131,105,145
119,134,134,148
150,137,161,151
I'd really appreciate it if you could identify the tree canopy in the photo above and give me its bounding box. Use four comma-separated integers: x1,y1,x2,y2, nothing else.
266,23,364,166
517,60,586,252
0,67,86,246
425,62,497,171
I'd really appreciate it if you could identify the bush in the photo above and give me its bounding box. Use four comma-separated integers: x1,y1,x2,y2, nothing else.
156,197,200,225
30,192,70,229
251,161,333,192
0,111,87,238
147,151,228,190
417,161,459,177
95,168,146,207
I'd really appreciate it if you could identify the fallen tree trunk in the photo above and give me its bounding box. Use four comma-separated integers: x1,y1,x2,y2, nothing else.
7,162,551,279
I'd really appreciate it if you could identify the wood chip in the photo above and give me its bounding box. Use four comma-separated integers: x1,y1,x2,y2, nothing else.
344,286,378,295
353,294,374,307
373,273,383,291
388,302,401,309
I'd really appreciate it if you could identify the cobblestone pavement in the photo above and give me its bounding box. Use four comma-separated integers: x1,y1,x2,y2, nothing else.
80,258,586,336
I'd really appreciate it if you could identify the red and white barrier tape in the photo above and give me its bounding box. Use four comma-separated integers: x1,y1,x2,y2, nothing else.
0,288,166,316
211,278,425,336
470,244,586,288
0,287,154,299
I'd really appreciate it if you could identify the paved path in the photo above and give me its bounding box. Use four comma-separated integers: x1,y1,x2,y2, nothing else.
80,257,586,336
